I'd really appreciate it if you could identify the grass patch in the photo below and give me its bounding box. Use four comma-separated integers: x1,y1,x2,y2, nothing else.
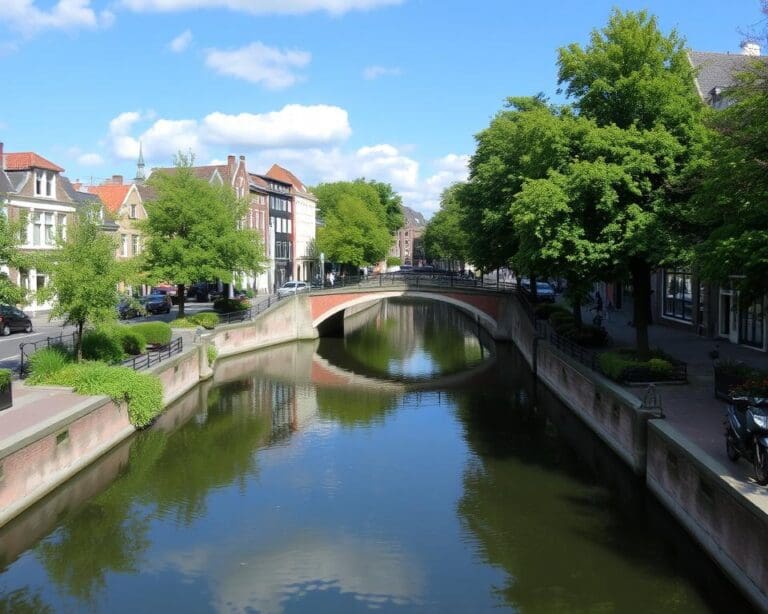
27,347,73,383
172,312,220,330
37,361,163,427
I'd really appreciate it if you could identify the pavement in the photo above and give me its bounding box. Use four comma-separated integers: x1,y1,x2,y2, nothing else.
595,305,768,489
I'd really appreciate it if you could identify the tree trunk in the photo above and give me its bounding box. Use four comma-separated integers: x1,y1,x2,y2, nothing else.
630,259,651,359
76,320,84,363
177,283,186,319
530,273,538,302
572,299,583,328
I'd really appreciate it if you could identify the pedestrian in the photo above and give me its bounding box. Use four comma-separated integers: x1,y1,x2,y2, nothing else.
329,272,335,287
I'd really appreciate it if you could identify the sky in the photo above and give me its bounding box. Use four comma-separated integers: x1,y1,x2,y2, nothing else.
0,0,763,216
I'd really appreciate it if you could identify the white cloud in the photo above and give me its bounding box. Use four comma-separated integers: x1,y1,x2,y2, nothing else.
205,42,310,89
168,29,192,52
0,0,114,36
77,152,104,165
202,105,351,147
120,0,403,16
363,65,401,80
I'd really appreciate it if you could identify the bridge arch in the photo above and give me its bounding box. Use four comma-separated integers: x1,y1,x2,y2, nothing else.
310,290,501,338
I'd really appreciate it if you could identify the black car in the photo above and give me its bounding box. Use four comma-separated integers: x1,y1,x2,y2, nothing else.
141,293,172,315
0,305,33,335
117,298,146,319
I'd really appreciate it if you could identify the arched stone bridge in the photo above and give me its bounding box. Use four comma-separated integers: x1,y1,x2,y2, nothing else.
304,284,519,340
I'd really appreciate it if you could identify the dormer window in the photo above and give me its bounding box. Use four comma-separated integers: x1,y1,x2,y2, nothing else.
34,170,55,197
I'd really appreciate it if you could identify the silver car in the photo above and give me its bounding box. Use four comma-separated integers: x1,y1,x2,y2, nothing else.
277,281,309,298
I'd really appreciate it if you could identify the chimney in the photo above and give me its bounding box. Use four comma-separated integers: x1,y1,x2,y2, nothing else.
111,174,123,185
227,155,236,174
741,40,761,56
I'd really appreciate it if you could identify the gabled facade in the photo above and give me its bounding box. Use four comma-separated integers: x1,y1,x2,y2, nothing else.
86,175,147,262
388,205,426,267
0,143,111,312
256,171,294,291
264,164,317,284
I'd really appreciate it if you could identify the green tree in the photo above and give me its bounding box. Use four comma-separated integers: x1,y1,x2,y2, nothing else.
358,179,405,233
313,181,393,269
0,204,31,306
423,184,469,270
694,58,768,301
557,9,704,355
141,154,267,318
40,206,122,361
317,195,391,268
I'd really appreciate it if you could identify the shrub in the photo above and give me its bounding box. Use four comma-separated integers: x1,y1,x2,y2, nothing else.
192,312,219,329
574,324,609,348
81,329,125,363
207,345,218,366
117,328,146,355
599,350,679,382
213,298,249,313
714,359,755,379
41,361,163,427
27,347,73,383
549,311,575,329
0,368,11,391
598,351,640,381
130,321,172,346
648,358,674,378
171,317,197,328
534,303,569,320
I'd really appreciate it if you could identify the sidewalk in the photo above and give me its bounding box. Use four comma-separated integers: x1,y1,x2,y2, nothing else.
596,306,768,488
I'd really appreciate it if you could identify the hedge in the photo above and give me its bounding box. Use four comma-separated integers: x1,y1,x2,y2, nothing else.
213,298,249,313
598,349,676,382
172,312,220,330
129,321,172,346
82,329,125,363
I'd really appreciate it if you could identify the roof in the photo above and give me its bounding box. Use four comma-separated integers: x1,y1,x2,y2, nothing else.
3,152,64,172
151,164,231,185
403,205,426,228
265,164,308,193
0,171,13,194
688,50,767,104
60,176,102,205
249,173,269,190
87,184,131,214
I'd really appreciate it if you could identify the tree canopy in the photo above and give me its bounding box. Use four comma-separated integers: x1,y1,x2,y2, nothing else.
141,154,267,316
423,184,470,269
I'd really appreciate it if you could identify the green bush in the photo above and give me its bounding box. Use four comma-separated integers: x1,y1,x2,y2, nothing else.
0,368,11,391
549,311,575,329
171,317,197,328
648,358,674,378
27,347,73,383
207,345,218,366
130,321,172,346
192,312,219,329
82,329,125,363
598,351,640,381
98,324,147,356
534,303,569,320
40,361,163,427
574,324,609,348
213,298,249,313
599,350,678,382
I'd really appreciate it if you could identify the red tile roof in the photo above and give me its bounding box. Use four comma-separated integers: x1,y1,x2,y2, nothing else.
87,184,131,214
4,152,64,172
265,164,306,192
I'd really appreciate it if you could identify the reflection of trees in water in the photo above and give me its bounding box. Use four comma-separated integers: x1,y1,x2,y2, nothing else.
34,379,272,604
451,351,723,614
0,587,52,614
316,386,399,427
337,299,491,380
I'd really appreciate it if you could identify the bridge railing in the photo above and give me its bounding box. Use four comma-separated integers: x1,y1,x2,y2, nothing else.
307,272,519,293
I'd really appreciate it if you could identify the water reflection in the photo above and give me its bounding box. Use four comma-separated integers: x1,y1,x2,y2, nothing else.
0,300,754,613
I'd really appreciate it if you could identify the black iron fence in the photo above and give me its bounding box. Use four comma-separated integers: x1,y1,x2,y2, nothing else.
19,332,79,377
122,337,183,371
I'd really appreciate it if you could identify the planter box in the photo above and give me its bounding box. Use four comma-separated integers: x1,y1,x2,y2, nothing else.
0,384,12,411
713,361,753,401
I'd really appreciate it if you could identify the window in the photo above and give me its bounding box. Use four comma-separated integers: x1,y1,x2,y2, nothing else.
287,219,292,234
130,204,137,219
35,171,43,196
120,234,128,257
663,270,693,321
739,300,764,348
31,212,55,246
131,235,140,255
46,172,53,196
57,214,67,240
34,171,54,197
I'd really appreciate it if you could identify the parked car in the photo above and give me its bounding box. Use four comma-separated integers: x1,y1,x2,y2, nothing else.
521,280,556,303
142,292,173,314
117,297,146,320
0,305,32,335
277,281,309,298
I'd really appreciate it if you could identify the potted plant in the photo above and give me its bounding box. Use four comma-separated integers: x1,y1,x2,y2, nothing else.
0,368,12,411
713,359,757,401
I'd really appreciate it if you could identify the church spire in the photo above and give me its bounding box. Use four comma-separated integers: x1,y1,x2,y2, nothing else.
134,141,146,183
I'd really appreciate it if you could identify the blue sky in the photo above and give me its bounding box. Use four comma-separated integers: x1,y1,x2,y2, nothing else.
0,0,763,215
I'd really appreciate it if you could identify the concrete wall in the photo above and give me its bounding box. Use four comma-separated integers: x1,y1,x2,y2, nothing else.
647,421,768,610
151,346,203,405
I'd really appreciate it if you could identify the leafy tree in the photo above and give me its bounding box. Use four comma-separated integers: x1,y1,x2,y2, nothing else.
557,9,704,356
358,179,405,233
0,205,30,306
141,154,267,317
694,58,768,302
313,181,393,269
423,184,470,270
317,195,391,268
39,206,122,361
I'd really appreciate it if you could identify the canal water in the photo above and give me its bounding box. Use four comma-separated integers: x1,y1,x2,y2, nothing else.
0,299,752,613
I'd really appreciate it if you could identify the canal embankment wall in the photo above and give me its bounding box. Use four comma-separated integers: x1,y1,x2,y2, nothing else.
500,294,768,611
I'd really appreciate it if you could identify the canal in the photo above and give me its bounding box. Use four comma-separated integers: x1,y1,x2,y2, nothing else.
0,299,753,612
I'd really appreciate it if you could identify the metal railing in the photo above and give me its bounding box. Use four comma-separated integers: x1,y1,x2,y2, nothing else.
214,294,278,325
19,331,79,377
304,272,519,294
122,337,183,371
